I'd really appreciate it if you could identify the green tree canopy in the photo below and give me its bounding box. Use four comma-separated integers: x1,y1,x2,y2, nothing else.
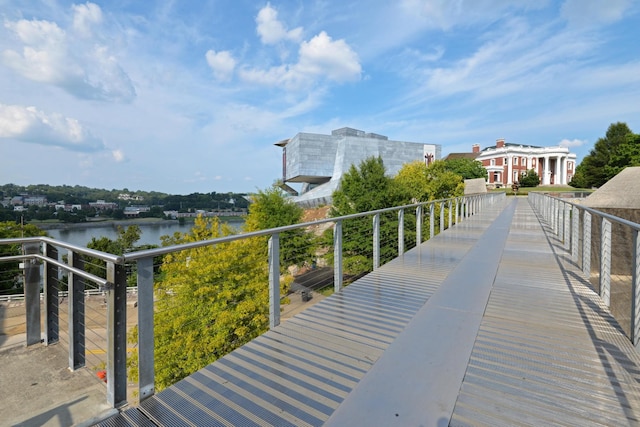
395,160,465,202
0,221,47,294
129,187,307,390
329,157,408,275
138,216,270,389
444,158,488,181
245,185,315,270
571,122,638,188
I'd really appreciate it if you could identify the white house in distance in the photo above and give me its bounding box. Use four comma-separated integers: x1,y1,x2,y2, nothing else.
472,139,577,187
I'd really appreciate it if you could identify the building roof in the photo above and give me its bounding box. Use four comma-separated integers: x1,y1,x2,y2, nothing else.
581,167,640,209
482,143,543,151
444,153,479,161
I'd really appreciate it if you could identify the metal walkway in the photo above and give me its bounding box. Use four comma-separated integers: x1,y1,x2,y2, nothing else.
99,198,640,426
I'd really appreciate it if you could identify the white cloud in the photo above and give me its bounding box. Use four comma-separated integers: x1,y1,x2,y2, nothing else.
239,31,361,89
72,2,103,37
298,32,361,82
1,4,135,102
561,0,631,26
112,149,125,162
0,103,105,152
256,3,302,45
205,50,236,80
559,138,587,148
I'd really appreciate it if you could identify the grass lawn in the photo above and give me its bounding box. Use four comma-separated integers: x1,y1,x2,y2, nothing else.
491,186,592,196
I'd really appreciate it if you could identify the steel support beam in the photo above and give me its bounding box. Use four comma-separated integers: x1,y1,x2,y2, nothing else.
44,244,59,345
106,261,128,408
334,221,343,293
268,234,280,328
137,256,155,402
68,250,85,371
24,242,41,346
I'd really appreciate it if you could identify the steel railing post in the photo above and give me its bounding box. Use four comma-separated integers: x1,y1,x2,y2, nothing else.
600,218,611,307
106,261,128,408
456,198,460,224
571,206,580,262
137,256,155,402
334,221,343,292
68,250,85,370
583,211,591,277
440,202,445,233
448,200,452,229
44,244,59,345
564,204,571,251
429,203,435,240
268,234,280,328
398,209,405,255
416,206,423,245
373,214,380,270
24,242,41,346
632,230,640,349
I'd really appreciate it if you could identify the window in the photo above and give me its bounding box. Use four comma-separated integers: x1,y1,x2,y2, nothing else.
513,171,519,182
568,161,573,170
513,157,518,165
491,159,496,166
504,157,507,165
532,159,536,166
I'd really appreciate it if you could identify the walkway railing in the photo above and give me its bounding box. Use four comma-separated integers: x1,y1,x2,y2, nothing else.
0,193,503,409
529,192,640,349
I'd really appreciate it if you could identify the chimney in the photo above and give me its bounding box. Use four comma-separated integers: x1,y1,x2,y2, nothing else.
472,144,480,154
496,138,505,148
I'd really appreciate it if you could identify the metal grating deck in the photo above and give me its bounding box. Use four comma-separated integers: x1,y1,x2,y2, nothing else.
98,198,640,426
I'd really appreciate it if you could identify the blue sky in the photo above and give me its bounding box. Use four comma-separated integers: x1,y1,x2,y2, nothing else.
1,0,638,195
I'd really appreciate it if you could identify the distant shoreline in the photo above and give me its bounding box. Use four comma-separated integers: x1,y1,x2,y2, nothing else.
33,217,245,231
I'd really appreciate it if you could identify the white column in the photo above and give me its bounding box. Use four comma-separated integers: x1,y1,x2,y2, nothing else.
543,155,550,185
507,155,513,185
560,156,566,185
554,156,561,185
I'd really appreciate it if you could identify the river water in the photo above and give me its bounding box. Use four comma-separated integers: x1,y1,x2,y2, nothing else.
46,220,245,248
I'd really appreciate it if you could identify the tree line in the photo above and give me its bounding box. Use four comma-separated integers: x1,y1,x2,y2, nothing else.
570,122,640,188
0,184,250,223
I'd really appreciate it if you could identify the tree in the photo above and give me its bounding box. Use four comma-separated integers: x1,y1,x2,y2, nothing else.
519,169,540,187
0,221,47,294
571,122,635,188
329,157,408,275
395,160,464,202
84,225,142,287
128,216,272,390
444,158,488,181
244,186,315,270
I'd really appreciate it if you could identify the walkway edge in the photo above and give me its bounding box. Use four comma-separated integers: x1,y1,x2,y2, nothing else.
325,199,517,426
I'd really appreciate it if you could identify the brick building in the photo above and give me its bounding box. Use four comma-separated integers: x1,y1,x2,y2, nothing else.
474,139,577,187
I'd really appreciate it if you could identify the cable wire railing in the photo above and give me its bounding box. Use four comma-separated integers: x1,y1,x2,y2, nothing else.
0,193,502,409
529,192,640,349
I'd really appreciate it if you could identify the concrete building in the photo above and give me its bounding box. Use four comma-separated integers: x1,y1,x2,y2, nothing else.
275,127,441,207
473,139,576,187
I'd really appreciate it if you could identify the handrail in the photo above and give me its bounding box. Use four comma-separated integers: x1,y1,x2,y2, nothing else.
0,192,504,409
528,192,640,353
123,197,463,262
